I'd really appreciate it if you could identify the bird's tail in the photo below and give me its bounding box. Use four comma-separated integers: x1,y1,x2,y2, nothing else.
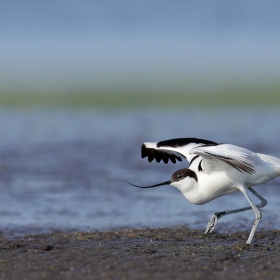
259,154,280,174
271,156,280,171
270,157,280,174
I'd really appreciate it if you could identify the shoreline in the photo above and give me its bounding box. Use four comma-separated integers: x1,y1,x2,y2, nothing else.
0,226,279,279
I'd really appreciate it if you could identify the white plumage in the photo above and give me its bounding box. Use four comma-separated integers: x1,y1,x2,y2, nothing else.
128,137,280,244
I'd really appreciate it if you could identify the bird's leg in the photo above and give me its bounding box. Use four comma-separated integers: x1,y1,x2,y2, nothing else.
204,187,267,235
248,188,267,208
204,211,225,234
239,188,262,244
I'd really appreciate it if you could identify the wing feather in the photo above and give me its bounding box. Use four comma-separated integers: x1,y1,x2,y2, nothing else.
141,138,217,164
147,148,155,162
190,144,257,174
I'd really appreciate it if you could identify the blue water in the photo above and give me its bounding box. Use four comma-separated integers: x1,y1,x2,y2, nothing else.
0,107,280,235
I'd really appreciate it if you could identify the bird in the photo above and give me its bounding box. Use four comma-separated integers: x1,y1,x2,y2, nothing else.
127,137,280,244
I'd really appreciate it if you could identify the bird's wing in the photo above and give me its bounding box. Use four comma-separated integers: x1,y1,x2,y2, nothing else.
141,138,218,164
190,144,258,174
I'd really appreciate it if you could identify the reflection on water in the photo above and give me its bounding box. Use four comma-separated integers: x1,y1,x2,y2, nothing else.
0,107,280,235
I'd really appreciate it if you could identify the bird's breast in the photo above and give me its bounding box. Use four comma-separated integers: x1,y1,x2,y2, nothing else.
181,172,240,205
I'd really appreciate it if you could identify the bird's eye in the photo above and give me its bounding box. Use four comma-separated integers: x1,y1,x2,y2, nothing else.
177,174,183,180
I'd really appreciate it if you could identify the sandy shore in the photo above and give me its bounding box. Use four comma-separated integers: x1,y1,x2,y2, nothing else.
0,227,279,280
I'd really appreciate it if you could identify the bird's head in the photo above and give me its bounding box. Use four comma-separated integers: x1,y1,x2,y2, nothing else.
127,168,198,191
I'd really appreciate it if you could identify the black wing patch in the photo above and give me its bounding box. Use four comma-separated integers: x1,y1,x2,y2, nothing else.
189,155,199,166
157,138,217,148
141,138,217,164
198,159,203,171
141,144,182,164
205,153,256,174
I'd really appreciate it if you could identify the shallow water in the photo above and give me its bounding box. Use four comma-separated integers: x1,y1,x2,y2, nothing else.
0,107,280,235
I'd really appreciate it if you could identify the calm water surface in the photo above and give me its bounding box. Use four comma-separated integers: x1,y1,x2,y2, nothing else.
0,107,279,235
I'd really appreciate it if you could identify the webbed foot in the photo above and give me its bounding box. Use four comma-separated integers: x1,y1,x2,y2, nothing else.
204,213,219,234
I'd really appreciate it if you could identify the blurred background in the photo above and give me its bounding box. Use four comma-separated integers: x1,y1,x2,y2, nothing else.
1,0,280,106
0,1,280,235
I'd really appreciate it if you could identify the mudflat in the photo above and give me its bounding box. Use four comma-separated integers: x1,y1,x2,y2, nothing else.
0,227,279,280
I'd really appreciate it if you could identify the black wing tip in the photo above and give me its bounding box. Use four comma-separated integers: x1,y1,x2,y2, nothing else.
141,143,181,164
141,144,148,158
141,137,216,164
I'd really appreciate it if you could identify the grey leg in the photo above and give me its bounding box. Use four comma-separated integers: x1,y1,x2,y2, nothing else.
239,188,262,244
204,187,267,234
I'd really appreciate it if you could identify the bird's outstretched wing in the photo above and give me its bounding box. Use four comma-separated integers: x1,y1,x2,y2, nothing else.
141,138,218,164
190,144,258,174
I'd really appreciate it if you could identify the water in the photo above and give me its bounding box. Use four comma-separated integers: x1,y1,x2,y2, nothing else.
0,107,280,235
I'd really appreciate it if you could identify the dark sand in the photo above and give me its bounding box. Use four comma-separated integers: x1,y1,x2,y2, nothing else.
0,227,280,280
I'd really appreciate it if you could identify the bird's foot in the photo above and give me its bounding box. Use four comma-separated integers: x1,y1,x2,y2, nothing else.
204,214,219,234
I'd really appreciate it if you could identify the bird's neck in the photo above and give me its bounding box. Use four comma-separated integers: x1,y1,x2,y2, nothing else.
175,180,205,205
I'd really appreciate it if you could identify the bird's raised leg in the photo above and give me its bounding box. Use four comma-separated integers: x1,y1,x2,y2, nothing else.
204,187,267,235
204,211,225,234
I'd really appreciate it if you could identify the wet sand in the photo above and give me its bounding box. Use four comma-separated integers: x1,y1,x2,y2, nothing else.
0,227,280,280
